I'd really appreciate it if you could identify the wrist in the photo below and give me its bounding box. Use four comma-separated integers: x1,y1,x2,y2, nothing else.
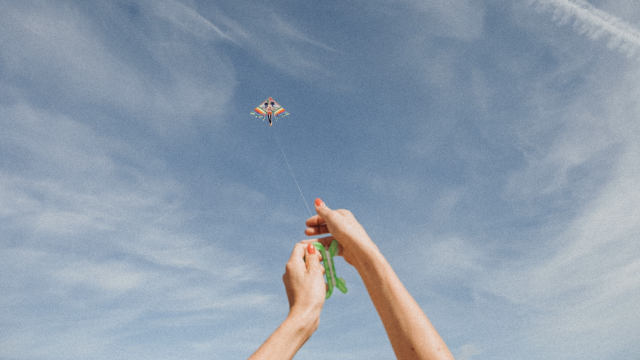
287,307,321,337
248,307,319,359
350,240,384,272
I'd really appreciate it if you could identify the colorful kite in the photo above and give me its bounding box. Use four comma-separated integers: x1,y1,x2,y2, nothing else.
251,97,289,126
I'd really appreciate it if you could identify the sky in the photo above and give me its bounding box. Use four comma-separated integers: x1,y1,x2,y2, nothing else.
1,0,639,359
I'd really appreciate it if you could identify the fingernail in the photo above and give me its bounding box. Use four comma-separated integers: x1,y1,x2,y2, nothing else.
315,198,324,207
307,243,316,255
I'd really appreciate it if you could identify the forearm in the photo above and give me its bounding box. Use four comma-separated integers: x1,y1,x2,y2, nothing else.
305,202,452,359
354,247,454,360
248,312,318,360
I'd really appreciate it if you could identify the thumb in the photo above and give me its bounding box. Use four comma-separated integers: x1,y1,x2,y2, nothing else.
314,198,332,218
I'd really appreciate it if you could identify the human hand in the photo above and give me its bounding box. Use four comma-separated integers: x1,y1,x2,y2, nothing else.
304,199,377,268
248,243,327,359
282,242,327,329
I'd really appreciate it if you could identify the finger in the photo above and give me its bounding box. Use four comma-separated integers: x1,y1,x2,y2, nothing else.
301,237,333,244
314,198,334,219
286,243,306,272
308,236,334,250
305,223,329,236
301,237,341,260
335,241,345,257
309,236,345,258
300,240,324,261
305,214,326,227
288,242,306,261
304,243,321,272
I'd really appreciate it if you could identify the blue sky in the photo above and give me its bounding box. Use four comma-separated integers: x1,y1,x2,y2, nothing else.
1,0,639,359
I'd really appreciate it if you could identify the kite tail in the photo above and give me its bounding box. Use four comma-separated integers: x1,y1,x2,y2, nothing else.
272,127,313,217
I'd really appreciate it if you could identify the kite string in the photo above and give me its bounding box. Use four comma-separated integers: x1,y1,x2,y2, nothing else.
272,126,313,217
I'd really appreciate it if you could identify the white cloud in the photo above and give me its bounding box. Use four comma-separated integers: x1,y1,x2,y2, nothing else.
0,101,272,359
398,0,485,40
505,107,618,201
0,2,235,136
532,0,640,57
269,14,341,53
421,236,484,280
395,232,484,289
56,260,147,293
3,1,640,359
152,0,234,42
368,175,423,201
455,342,483,360
203,5,340,81
487,163,640,357
482,63,640,358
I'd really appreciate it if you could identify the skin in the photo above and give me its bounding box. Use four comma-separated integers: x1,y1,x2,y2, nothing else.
304,200,454,360
250,199,454,360
248,242,326,360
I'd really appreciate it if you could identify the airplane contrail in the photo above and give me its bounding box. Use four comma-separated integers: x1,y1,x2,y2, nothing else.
532,0,640,57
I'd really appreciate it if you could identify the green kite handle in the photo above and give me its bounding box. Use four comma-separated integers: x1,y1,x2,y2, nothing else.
313,240,348,299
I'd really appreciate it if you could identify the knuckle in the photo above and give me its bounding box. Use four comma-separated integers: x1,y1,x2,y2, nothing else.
285,263,294,272
337,209,353,217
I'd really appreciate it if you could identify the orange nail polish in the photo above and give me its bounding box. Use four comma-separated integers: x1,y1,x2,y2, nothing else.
315,198,324,207
307,243,316,254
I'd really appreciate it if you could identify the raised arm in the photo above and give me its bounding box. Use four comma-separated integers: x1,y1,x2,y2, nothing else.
249,243,326,360
305,199,454,360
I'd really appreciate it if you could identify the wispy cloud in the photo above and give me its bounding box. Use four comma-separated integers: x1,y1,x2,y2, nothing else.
485,154,640,357
0,2,236,137
145,1,341,85
533,0,640,57
269,15,341,54
3,1,640,359
480,61,640,357
398,0,485,40
455,342,483,360
0,101,272,359
152,0,235,42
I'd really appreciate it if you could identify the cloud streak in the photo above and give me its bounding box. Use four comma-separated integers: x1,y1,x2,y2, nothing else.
533,0,640,57
0,101,273,359
3,1,640,359
152,0,235,42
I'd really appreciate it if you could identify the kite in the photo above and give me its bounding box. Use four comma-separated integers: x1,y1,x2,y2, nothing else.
251,97,289,126
250,97,348,300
